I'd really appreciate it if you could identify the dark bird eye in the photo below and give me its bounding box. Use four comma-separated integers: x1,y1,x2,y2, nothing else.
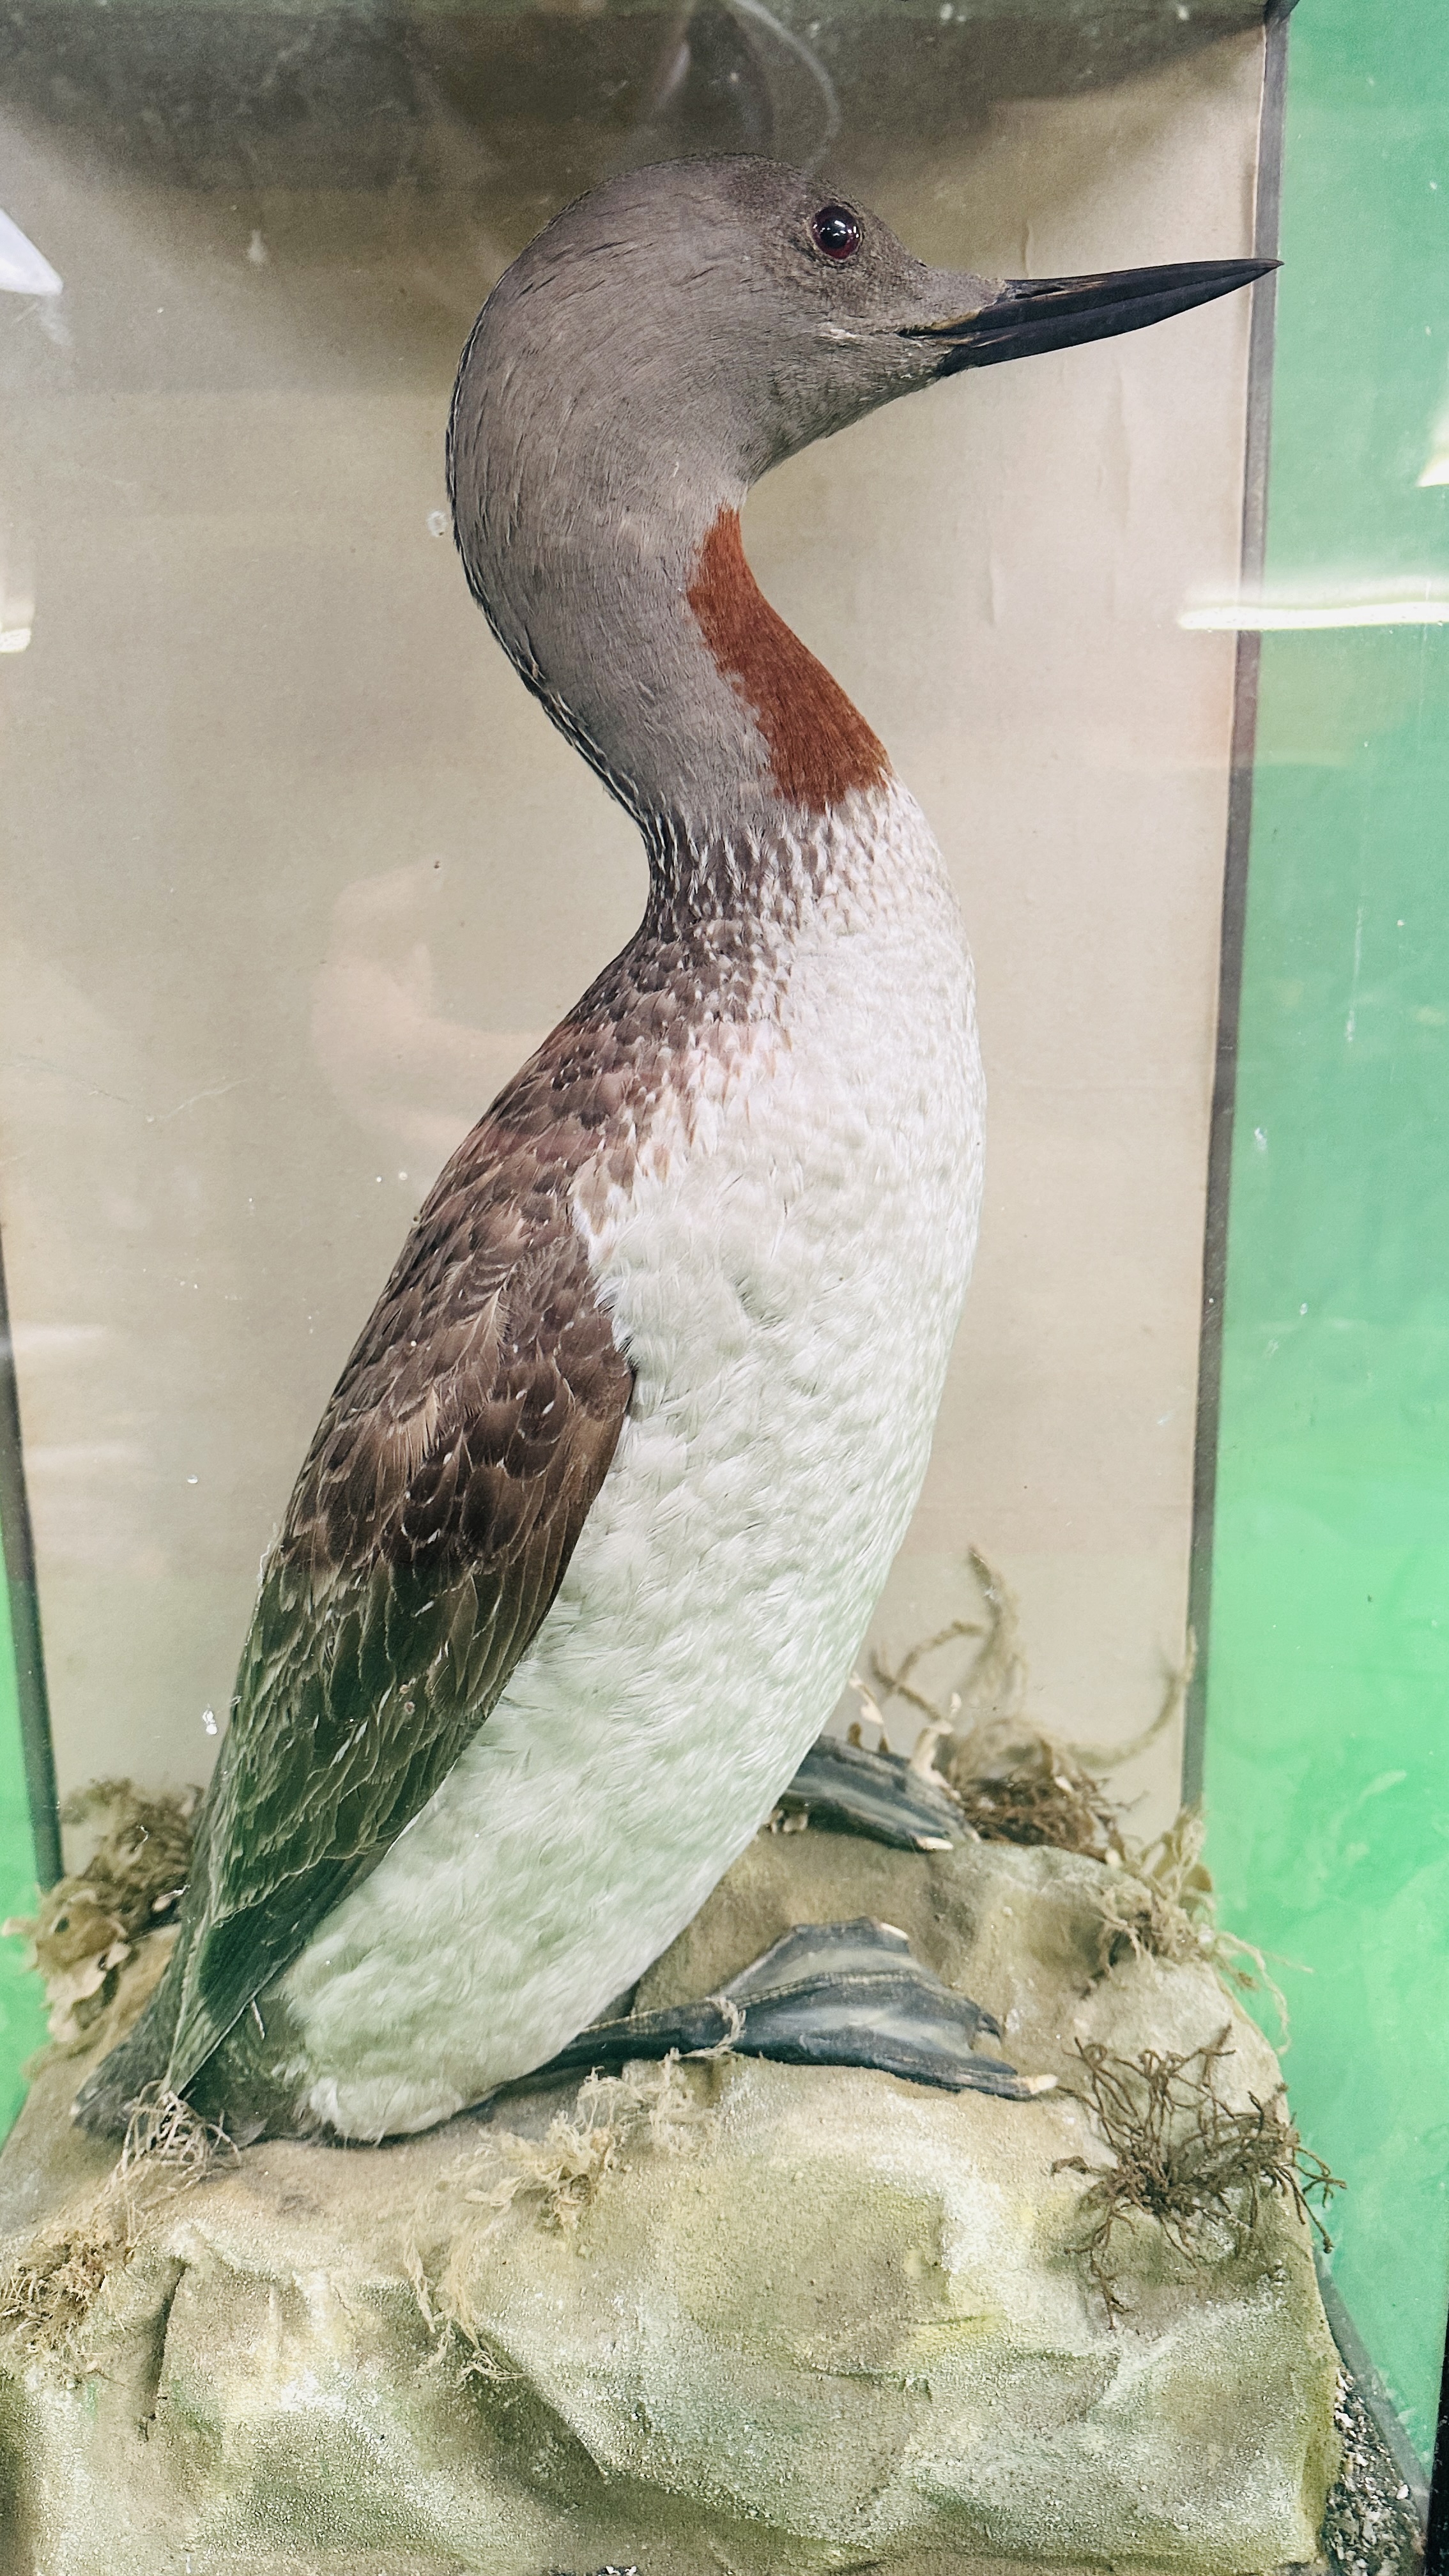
809,204,861,263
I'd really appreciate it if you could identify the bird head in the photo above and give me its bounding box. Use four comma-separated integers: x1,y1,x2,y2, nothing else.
448,157,1269,824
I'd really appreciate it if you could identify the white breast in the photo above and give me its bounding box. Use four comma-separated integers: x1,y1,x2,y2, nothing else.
280,786,984,2138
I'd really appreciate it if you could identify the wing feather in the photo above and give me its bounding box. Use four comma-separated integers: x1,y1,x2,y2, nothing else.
151,1092,633,2097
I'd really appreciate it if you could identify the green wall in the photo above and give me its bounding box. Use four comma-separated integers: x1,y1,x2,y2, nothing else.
1206,0,1449,2461
0,1569,48,2140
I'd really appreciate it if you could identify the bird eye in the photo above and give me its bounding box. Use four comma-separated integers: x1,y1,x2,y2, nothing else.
809,204,862,263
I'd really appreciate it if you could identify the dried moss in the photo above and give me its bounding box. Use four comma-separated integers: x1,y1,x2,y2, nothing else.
3,1779,199,2047
944,1726,1128,1860
852,1551,1186,1862
410,2057,716,2384
1092,1805,1294,2040
1054,2028,1342,2324
0,2200,125,2355
0,2083,234,2367
480,2057,713,2235
853,1563,1300,2034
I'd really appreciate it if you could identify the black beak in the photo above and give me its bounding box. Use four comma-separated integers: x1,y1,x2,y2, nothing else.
912,257,1277,373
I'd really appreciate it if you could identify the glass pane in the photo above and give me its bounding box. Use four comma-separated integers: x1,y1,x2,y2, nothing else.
1206,0,1449,2480
0,3,1438,2568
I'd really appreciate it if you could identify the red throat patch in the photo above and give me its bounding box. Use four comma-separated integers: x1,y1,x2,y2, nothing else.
686,507,891,813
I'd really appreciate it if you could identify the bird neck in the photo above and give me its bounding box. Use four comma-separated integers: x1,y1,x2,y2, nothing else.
632,508,896,934
457,415,892,893
680,509,889,818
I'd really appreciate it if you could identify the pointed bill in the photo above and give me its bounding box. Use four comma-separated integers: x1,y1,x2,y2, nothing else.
911,257,1276,373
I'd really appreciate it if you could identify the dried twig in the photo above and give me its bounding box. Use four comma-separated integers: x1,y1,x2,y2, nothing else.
1054,2030,1341,2324
1059,1634,1195,1774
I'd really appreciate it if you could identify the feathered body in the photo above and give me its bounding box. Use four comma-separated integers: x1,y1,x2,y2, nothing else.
77,157,1256,2142
280,787,979,2137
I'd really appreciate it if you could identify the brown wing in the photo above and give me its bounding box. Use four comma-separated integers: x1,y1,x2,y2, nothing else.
157,1084,633,2096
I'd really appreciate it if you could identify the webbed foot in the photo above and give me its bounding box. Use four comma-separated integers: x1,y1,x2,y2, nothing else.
539,1917,1046,2100
776,1733,968,1852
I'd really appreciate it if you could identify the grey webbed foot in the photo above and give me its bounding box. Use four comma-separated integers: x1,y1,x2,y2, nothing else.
776,1733,968,1852
538,1917,1043,2101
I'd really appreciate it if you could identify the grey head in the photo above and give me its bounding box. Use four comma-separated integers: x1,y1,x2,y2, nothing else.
448,157,1268,834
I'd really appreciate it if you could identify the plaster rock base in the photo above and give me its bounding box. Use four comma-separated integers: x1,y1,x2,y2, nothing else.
0,1830,1339,2576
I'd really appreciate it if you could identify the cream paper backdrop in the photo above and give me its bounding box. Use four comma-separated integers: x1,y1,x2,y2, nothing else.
0,27,1261,1844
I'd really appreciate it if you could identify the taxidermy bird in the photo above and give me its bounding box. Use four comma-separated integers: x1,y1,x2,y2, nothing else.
77,159,1266,2143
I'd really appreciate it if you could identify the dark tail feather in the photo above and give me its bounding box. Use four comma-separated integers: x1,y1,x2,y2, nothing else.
72,1957,186,2138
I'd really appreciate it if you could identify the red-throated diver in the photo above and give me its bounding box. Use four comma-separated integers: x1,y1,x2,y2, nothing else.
77,159,1267,2143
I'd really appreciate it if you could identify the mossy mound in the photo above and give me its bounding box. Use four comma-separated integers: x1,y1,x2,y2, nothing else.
0,1828,1338,2576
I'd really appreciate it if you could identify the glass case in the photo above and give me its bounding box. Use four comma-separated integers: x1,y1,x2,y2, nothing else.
0,0,1443,2567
